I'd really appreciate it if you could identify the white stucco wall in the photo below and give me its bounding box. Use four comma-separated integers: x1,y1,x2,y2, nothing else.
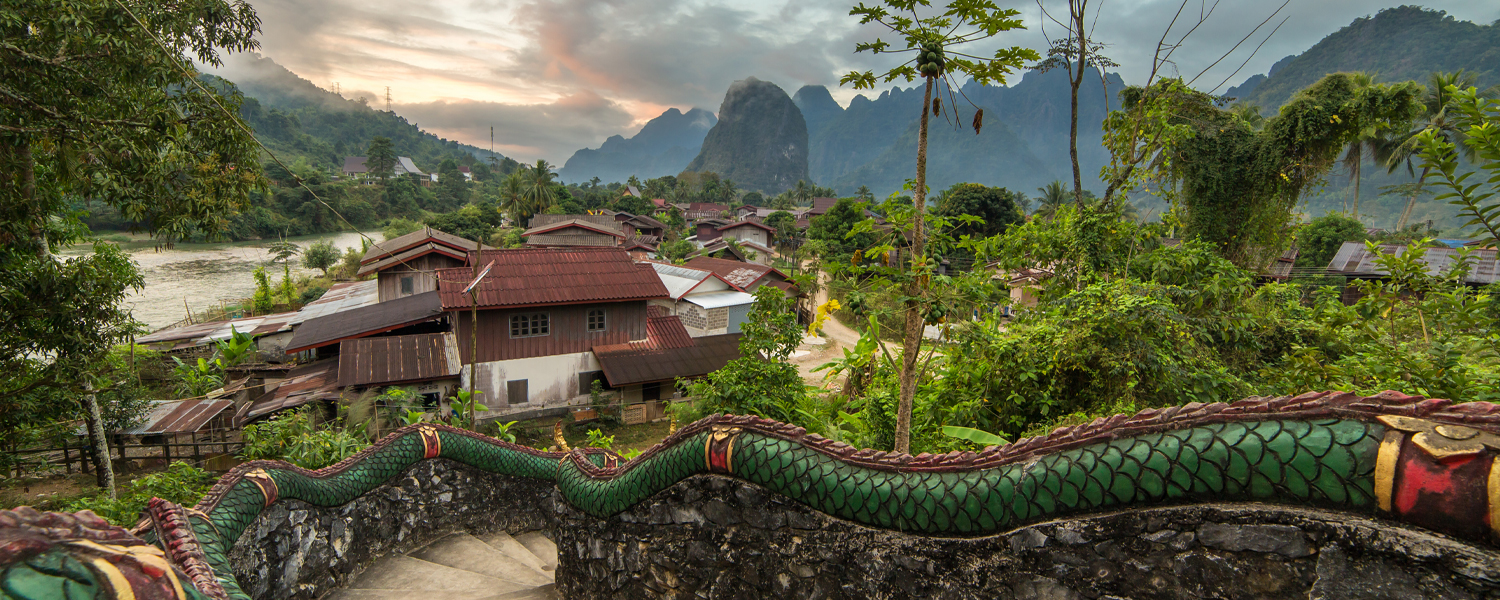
462,351,599,418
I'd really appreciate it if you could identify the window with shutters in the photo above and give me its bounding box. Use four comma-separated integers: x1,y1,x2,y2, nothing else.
509,313,549,337
507,380,528,405
586,309,606,332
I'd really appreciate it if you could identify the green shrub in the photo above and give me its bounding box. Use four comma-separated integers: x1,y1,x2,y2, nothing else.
64,462,218,526
240,407,370,469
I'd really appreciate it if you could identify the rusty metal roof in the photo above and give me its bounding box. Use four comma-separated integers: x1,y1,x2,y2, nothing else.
356,242,468,276
717,220,776,233
522,219,625,238
594,333,742,386
290,280,378,325
285,291,444,353
436,247,669,310
123,398,235,435
138,312,299,346
360,227,486,265
1327,242,1500,284
236,359,341,425
338,332,461,387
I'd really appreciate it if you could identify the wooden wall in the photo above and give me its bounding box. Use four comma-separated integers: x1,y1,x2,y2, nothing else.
454,301,648,363
377,253,464,302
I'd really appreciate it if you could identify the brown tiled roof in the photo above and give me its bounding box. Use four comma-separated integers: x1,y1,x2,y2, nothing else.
236,359,341,425
338,332,461,387
284,291,444,353
683,256,787,290
594,333,742,386
624,214,667,230
809,197,839,214
361,226,486,266
529,214,617,228
436,247,670,310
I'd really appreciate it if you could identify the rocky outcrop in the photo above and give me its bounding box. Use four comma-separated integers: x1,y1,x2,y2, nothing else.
791,85,843,138
558,107,717,185
685,77,808,195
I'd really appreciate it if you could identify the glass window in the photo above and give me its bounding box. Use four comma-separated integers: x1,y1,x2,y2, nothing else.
400,276,414,295
587,309,606,332
509,313,550,337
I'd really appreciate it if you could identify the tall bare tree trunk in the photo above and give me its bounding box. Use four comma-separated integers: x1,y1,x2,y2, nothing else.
84,382,115,498
1069,3,1086,206
894,76,935,454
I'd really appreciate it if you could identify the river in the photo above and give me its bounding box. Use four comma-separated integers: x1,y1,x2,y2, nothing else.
59,230,383,332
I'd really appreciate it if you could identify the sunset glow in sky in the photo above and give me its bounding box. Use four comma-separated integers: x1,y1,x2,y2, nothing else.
212,0,1498,163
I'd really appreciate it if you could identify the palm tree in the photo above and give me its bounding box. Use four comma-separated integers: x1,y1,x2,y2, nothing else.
519,160,558,223
1379,71,1500,228
1334,73,1384,221
1034,180,1070,219
792,180,811,206
498,171,526,224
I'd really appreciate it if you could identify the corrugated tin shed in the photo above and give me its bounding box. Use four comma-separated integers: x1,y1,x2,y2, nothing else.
594,333,742,386
236,359,341,425
1327,242,1500,284
290,280,378,325
356,242,469,277
285,291,445,353
436,247,669,310
137,312,298,348
338,332,461,387
122,398,235,435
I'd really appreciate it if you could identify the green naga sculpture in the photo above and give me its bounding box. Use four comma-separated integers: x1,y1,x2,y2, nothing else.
3,390,1500,599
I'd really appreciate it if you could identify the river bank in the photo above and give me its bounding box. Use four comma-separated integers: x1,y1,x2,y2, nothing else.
59,230,382,331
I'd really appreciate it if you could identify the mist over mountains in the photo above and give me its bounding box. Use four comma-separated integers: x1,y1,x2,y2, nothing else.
558,108,717,184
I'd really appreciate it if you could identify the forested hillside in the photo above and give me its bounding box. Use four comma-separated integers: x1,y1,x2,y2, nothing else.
206,54,499,172
1241,6,1498,110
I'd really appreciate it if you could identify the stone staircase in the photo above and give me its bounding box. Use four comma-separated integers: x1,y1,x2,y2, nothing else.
327,531,558,600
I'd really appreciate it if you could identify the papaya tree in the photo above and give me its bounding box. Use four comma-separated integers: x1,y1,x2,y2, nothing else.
840,0,1037,453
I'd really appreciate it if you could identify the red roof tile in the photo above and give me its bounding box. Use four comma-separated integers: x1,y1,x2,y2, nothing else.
436,247,669,310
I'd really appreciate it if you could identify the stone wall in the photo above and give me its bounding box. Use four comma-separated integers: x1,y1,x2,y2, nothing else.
552,474,1500,599
227,459,556,600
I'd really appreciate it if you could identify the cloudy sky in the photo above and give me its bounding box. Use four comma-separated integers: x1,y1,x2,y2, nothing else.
212,0,1497,163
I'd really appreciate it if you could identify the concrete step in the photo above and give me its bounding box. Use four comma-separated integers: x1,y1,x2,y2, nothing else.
476,531,552,578
340,554,528,595
409,532,553,587
513,532,558,573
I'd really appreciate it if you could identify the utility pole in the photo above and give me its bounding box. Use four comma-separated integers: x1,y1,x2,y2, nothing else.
332,82,341,97
385,86,392,112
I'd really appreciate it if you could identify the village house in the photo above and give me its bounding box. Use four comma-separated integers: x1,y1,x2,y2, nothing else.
342,156,430,184
359,226,489,302
684,256,795,294
694,238,775,265
1326,241,1500,304
436,247,670,418
643,262,755,337
715,220,775,249
593,310,741,404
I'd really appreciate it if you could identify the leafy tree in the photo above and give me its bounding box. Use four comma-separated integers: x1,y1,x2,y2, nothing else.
366,137,397,182
2,0,261,495
1031,0,1117,204
933,183,1024,239
1380,71,1500,229
615,193,654,216
808,198,876,264
742,191,766,206
279,264,297,306
518,160,559,224
1134,73,1423,266
856,185,875,202
252,267,274,313
383,217,423,240
267,239,301,267
302,240,340,277
842,0,1037,453
658,239,696,264
426,205,502,243
1034,180,1070,219
765,210,798,246
682,287,808,424
1295,213,1366,270
1416,83,1500,247
435,158,470,211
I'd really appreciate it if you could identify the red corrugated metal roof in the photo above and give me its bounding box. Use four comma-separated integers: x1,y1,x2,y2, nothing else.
360,227,487,265
436,247,669,310
522,220,626,238
717,220,776,233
